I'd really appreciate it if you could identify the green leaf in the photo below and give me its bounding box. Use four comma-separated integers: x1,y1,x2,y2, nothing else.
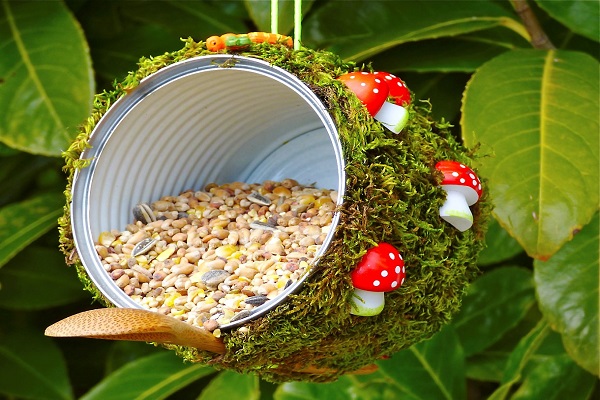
104,342,160,375
198,370,260,400
0,0,93,155
118,0,247,38
511,353,597,400
489,321,597,399
81,351,215,400
0,330,73,400
466,350,510,382
396,72,469,123
452,266,535,356
466,304,543,382
0,246,87,309
534,212,599,376
377,326,466,400
244,0,314,35
535,0,600,43
488,319,551,400
462,49,600,260
478,218,524,266
371,28,529,73
274,376,366,400
90,24,182,85
0,153,56,207
303,0,526,61
0,192,64,268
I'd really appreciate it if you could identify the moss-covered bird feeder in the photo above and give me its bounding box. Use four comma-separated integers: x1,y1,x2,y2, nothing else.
50,33,491,383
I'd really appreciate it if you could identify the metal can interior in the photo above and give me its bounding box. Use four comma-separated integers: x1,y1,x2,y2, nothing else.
70,55,345,329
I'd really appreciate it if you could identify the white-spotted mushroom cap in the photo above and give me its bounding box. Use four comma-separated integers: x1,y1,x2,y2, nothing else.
373,71,411,106
338,72,389,116
435,161,482,205
339,71,410,134
351,242,406,292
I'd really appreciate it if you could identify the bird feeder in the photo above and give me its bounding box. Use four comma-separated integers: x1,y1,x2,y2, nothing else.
54,36,490,383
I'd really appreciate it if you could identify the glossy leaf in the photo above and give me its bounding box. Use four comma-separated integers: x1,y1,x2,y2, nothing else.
478,218,524,266
462,49,599,260
0,330,73,399
466,350,510,383
90,24,182,86
0,152,56,207
488,319,551,400
535,0,600,43
118,0,247,38
452,266,535,356
534,212,599,376
81,352,215,400
104,342,160,375
244,0,314,35
511,353,597,399
489,321,596,399
377,326,466,400
275,376,363,400
397,72,469,123
198,370,259,400
303,0,526,61
371,28,529,73
0,192,63,268
275,373,395,400
0,0,93,155
466,305,543,382
0,246,87,309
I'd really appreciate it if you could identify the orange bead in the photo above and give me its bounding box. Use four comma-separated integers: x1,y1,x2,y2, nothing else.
206,36,224,52
248,32,269,43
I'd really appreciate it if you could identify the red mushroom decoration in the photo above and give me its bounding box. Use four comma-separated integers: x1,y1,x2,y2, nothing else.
373,71,411,106
338,72,409,134
350,242,406,316
435,160,483,232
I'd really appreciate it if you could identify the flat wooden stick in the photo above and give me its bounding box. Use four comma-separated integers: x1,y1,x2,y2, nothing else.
45,308,226,354
45,308,377,375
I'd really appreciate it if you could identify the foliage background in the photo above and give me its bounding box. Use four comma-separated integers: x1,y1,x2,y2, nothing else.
0,0,598,399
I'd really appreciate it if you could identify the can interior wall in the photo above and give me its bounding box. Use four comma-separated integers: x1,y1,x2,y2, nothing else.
70,55,345,328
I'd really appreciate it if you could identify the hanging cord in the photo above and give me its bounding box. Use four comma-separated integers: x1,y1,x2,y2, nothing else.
294,0,301,50
271,0,278,35
271,0,301,50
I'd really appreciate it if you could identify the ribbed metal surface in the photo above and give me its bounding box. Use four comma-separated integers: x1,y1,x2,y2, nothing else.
71,55,345,328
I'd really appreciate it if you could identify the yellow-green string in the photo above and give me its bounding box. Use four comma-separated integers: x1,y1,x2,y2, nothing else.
271,0,278,35
271,0,301,49
294,0,301,50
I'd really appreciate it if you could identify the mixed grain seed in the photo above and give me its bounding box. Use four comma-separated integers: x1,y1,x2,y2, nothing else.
95,179,337,332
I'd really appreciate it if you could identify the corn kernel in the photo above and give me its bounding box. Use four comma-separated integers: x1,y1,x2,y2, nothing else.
157,246,176,261
215,244,238,259
164,292,181,307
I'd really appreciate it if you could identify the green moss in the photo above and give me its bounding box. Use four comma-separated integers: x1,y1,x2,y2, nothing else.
59,38,491,383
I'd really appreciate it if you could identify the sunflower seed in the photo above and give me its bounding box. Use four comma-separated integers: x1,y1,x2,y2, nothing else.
200,270,231,286
230,309,253,322
247,192,271,206
131,237,158,257
249,220,278,231
244,295,269,306
132,203,156,224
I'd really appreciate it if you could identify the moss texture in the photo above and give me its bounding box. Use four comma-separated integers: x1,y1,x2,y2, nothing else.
58,38,491,383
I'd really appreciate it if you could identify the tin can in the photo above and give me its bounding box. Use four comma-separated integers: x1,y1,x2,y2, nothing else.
70,55,345,329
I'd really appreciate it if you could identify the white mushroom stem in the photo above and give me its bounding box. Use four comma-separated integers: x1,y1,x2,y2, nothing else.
374,101,409,134
439,189,474,232
350,288,385,316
